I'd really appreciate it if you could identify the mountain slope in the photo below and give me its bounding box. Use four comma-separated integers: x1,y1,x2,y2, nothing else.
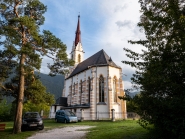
3,72,65,103
35,72,65,99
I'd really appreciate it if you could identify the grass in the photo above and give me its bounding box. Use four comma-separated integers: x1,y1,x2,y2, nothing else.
0,119,66,139
0,119,151,139
75,120,150,139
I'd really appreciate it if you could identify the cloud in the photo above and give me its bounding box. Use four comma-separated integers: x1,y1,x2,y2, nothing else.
39,0,145,89
114,5,128,12
124,81,132,90
93,0,145,89
115,20,132,28
39,56,53,74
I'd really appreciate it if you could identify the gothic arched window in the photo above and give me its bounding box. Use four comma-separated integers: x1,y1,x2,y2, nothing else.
88,77,91,104
71,54,73,60
113,77,117,102
78,54,81,63
73,83,75,95
80,80,82,94
99,75,104,102
80,80,82,105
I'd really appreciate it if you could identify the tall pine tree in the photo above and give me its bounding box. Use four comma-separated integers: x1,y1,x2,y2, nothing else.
0,0,73,133
122,0,185,138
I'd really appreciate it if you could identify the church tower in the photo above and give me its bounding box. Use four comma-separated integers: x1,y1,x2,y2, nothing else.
70,15,84,66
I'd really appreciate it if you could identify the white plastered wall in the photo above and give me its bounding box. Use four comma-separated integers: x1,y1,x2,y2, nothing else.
64,68,92,99
109,67,124,117
49,105,64,118
96,67,109,119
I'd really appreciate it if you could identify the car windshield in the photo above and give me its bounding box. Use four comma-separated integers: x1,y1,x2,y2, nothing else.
65,111,75,116
24,113,40,119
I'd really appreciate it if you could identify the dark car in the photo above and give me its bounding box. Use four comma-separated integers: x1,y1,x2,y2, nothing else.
21,112,44,131
55,110,78,123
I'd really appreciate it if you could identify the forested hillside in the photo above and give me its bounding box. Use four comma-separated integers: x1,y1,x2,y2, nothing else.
35,72,65,99
3,72,65,103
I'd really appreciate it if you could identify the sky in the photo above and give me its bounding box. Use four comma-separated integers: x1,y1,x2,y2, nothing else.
38,0,146,90
0,0,145,90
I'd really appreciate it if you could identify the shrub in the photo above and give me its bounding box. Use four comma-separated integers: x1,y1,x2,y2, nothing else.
0,99,12,121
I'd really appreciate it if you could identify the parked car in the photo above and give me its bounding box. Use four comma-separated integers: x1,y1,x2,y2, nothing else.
55,110,78,123
21,112,44,131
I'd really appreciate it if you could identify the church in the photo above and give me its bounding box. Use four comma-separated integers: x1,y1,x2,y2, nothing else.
49,15,127,120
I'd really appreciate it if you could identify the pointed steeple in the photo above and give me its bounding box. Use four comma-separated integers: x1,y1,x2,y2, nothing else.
74,15,81,47
70,15,84,67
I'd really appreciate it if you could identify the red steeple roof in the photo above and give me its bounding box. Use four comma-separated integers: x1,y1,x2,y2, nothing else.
74,15,81,47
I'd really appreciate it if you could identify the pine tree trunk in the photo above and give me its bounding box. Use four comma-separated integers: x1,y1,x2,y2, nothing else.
13,53,26,133
12,0,27,131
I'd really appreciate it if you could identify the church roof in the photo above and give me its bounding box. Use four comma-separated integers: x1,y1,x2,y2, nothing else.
53,97,67,106
66,49,121,79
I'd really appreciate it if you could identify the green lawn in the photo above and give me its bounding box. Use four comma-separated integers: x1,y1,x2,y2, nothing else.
0,119,150,139
75,120,150,139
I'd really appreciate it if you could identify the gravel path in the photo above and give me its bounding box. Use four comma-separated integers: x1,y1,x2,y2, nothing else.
27,126,94,139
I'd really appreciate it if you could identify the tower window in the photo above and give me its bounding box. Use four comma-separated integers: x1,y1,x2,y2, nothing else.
99,75,104,102
78,54,81,63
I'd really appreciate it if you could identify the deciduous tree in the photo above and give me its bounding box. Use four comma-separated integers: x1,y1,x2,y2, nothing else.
122,0,185,138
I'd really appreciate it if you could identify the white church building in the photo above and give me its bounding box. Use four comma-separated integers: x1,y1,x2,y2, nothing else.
49,15,127,120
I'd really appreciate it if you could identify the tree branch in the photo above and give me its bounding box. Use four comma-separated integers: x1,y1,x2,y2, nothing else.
14,0,22,18
0,84,14,92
